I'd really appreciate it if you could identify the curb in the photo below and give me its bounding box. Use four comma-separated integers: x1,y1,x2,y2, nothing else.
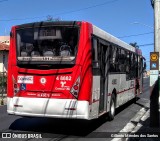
111,107,149,141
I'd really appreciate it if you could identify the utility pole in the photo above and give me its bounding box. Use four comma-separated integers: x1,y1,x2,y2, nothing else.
150,0,160,127
154,0,160,52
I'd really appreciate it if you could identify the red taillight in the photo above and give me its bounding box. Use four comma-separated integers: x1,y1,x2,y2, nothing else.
73,85,78,90
12,75,19,95
70,76,80,98
13,83,19,95
14,84,17,88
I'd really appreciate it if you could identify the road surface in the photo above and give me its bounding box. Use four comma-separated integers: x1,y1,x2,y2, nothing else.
0,77,150,141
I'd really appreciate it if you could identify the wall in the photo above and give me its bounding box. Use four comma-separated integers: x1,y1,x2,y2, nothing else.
0,51,8,74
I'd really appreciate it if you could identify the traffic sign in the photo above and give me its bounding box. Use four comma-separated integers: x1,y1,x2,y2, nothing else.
150,52,159,70
150,53,158,61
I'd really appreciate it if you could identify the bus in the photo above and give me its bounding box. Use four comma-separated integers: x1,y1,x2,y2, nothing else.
7,21,146,120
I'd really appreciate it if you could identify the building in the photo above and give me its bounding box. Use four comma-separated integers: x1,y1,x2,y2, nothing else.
0,43,9,74
0,36,10,45
0,36,10,74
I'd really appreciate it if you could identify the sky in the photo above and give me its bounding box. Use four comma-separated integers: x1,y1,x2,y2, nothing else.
0,0,154,70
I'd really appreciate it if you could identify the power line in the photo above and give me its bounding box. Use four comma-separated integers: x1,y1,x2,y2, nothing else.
130,43,153,48
54,0,122,16
0,0,121,22
118,32,153,38
139,43,154,47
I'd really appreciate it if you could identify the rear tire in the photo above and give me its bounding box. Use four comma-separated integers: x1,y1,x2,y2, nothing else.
108,94,116,121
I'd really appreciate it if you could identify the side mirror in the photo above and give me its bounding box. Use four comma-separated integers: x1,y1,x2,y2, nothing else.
143,62,146,71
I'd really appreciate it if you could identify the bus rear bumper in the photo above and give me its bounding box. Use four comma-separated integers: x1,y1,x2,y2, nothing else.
7,97,90,120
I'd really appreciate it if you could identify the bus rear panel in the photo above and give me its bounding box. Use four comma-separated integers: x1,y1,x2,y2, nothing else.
7,21,93,119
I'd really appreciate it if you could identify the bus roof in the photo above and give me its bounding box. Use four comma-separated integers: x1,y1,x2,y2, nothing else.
15,21,80,29
92,24,136,52
13,20,138,54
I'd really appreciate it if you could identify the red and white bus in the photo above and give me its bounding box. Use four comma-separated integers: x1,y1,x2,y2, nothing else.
7,21,145,120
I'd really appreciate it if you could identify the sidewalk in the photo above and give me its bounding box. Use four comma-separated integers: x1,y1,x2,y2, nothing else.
111,105,160,141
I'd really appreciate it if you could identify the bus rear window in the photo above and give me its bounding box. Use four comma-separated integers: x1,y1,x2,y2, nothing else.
16,26,79,63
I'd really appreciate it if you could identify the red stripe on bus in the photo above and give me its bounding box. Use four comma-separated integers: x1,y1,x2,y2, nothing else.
93,99,99,103
108,87,135,96
117,87,135,94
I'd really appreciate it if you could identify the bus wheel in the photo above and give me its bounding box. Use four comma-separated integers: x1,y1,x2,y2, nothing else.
108,94,116,121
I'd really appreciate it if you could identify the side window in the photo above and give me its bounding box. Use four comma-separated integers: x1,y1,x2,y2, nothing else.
130,53,136,79
109,46,114,72
130,53,134,79
92,38,98,61
109,46,118,72
126,51,130,80
115,47,119,72
92,37,99,69
118,49,126,72
138,56,141,78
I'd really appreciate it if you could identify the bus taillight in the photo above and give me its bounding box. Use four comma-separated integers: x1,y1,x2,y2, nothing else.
70,76,80,98
14,84,17,88
13,83,19,95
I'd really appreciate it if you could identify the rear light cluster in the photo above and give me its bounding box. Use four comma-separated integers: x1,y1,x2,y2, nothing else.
13,83,19,95
70,76,80,98
12,76,19,95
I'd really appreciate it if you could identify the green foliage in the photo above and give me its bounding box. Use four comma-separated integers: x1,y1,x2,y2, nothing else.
46,15,61,21
0,74,7,87
130,42,139,48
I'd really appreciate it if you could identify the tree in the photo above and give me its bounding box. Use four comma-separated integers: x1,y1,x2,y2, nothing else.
46,15,61,21
130,42,139,48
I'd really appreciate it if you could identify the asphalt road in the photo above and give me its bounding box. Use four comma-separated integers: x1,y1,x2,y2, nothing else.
0,77,150,141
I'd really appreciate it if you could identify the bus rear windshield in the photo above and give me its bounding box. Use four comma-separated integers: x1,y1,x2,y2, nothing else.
16,26,79,64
